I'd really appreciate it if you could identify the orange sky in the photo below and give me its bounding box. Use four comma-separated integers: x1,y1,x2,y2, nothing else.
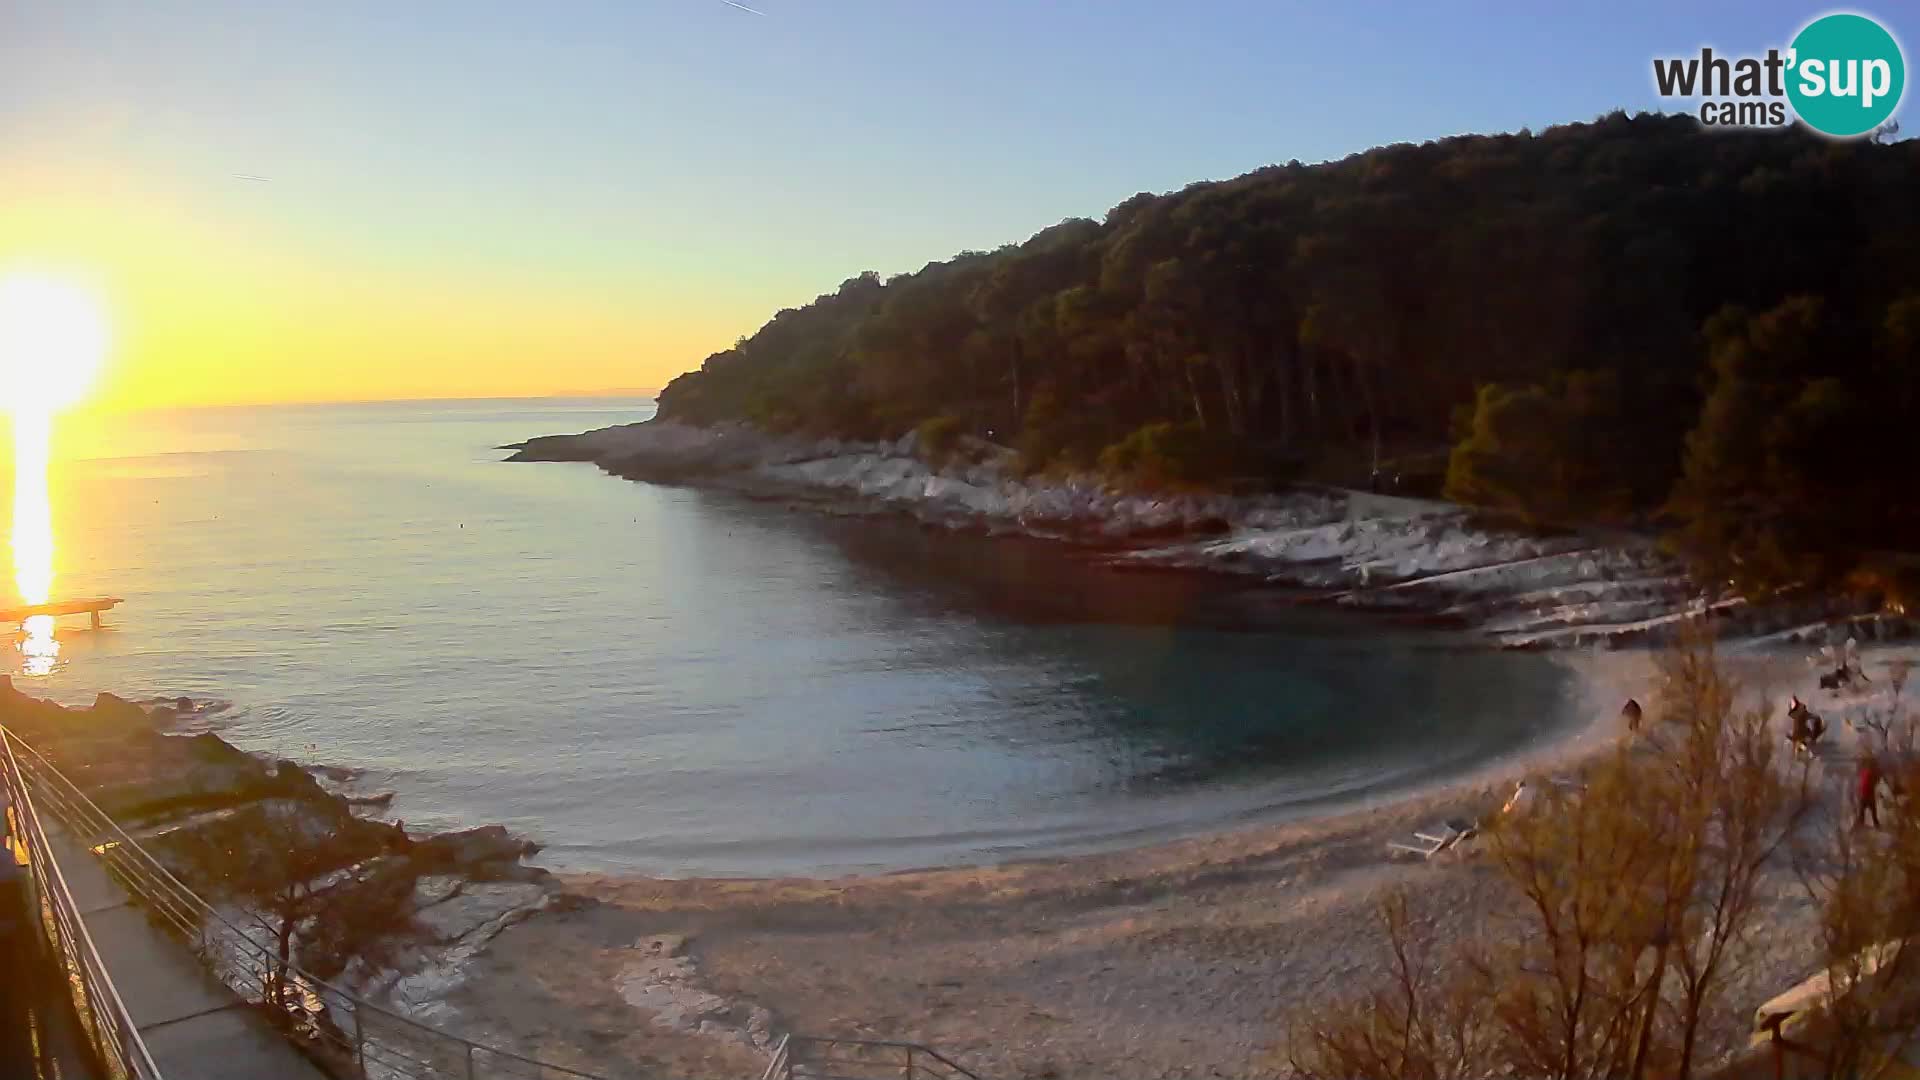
16,3,1903,413
0,6,1127,413
0,164,735,411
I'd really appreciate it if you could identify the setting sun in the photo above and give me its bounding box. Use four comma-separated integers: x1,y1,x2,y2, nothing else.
0,272,110,414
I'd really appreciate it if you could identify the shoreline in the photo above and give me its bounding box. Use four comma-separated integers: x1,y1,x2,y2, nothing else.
566,641,1624,883
0,631,1647,1079
442,647,1661,1078
4,404,1902,1075
557,646,1648,886
441,640,1918,1079
572,645,1651,883
506,417,1906,652
13,634,1912,1077
0,643,1628,1079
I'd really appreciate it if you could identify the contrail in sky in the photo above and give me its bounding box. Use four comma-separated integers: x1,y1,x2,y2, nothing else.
719,0,767,14
233,174,272,182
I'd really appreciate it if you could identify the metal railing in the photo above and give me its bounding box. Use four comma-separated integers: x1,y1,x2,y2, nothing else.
760,1034,791,1080
2,725,621,1080
767,1035,981,1080
1,726,166,1080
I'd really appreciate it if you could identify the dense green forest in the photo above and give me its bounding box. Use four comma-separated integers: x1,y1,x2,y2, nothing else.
657,112,1920,599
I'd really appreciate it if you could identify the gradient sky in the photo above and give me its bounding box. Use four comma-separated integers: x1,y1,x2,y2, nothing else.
2,1,1908,409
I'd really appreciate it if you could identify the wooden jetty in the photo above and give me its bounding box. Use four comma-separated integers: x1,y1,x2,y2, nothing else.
1,597,123,629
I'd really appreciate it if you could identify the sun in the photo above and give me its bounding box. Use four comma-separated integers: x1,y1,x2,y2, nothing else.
0,272,111,415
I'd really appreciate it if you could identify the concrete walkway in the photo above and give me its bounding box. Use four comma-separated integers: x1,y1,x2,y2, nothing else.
44,824,329,1080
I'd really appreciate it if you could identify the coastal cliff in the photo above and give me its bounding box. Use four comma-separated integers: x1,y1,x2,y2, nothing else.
0,677,563,1033
507,418,1905,650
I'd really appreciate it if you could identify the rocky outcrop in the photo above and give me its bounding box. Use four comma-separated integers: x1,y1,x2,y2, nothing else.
505,420,1297,544
414,824,540,869
616,933,778,1054
511,417,1913,651
511,418,1901,650
0,680,560,1028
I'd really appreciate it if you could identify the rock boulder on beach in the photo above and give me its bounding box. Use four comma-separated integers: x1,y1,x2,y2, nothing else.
413,824,542,872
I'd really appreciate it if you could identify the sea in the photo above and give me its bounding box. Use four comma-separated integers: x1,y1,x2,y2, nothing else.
4,397,1579,876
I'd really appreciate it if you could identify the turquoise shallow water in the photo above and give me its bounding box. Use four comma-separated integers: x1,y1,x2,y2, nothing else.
5,397,1576,876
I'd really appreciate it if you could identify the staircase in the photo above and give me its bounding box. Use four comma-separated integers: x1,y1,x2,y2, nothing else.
762,1035,982,1080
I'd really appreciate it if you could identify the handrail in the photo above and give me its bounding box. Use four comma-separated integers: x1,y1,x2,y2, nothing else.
1,726,166,1080
760,1033,791,1080
2,724,620,1080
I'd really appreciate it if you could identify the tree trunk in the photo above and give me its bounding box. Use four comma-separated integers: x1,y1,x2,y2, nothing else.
1322,353,1347,441
1185,361,1211,429
1358,358,1383,475
1677,1006,1702,1080
1273,350,1293,446
1215,354,1245,436
1009,347,1024,430
275,915,296,1013
1304,353,1320,439
1629,943,1670,1080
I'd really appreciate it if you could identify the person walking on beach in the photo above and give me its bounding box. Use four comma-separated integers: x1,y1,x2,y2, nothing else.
1502,780,1536,818
1856,754,1883,830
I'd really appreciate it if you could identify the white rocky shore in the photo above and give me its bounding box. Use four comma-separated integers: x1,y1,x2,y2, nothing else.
508,418,1906,650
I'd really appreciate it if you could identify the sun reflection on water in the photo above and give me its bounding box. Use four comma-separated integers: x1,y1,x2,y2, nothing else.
19,616,59,677
11,408,60,673
2,272,109,677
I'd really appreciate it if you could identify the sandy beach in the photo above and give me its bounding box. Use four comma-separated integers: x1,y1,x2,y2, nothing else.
427,641,1918,1080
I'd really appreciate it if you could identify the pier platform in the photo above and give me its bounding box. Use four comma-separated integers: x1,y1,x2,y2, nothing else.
1,597,122,628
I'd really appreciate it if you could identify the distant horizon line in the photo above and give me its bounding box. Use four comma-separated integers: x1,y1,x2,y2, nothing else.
86,389,663,413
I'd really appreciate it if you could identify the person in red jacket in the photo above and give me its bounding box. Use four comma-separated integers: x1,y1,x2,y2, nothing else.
1856,754,1883,830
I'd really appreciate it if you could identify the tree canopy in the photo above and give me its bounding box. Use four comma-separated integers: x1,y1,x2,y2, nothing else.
657,112,1920,597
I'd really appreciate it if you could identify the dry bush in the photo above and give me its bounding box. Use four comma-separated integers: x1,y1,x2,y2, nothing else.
1777,702,1920,1078
1288,891,1495,1080
1293,628,1810,1080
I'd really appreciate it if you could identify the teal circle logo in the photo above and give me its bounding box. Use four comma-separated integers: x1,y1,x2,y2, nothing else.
1787,13,1906,137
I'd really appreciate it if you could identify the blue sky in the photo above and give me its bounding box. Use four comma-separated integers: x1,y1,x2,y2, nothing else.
0,1,1909,401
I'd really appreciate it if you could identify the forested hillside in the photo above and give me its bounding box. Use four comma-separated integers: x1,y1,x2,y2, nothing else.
657,112,1920,598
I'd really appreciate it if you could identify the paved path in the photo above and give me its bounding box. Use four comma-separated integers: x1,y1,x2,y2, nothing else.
44,824,329,1080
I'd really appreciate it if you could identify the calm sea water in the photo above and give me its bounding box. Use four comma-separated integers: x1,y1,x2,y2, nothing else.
6,398,1577,875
